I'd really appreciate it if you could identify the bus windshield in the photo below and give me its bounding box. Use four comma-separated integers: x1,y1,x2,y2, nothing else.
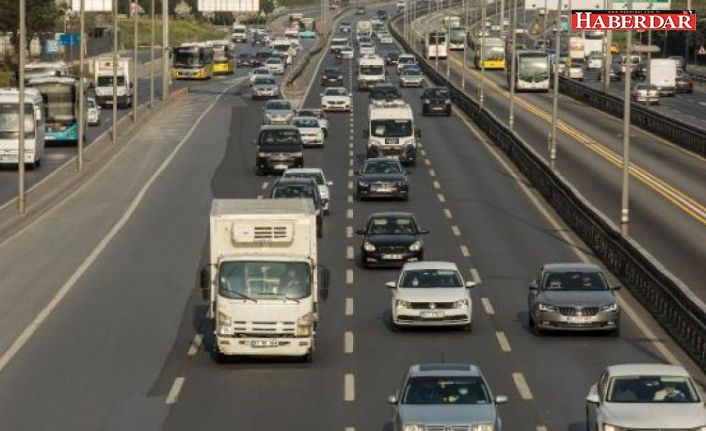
429,34,446,44
485,46,505,60
449,28,466,44
0,103,36,138
212,46,228,62
174,49,201,66
34,83,76,124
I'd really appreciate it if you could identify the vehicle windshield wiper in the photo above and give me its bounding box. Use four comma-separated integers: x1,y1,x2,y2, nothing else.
230,290,258,302
281,295,301,303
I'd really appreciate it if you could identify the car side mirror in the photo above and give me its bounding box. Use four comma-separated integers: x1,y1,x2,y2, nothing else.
200,266,210,300
419,228,429,234
385,281,396,289
355,228,366,235
387,395,398,404
320,93,324,97
495,395,508,404
465,281,478,288
529,281,538,290
586,392,600,404
349,93,353,97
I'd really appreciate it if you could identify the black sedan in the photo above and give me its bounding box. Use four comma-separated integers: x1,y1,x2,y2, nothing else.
631,62,648,80
385,50,401,65
355,158,409,200
421,86,451,116
369,83,402,102
236,53,255,67
676,70,694,93
357,212,428,268
322,67,344,86
253,51,273,67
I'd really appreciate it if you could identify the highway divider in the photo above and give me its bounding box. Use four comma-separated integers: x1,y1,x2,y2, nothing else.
390,14,706,372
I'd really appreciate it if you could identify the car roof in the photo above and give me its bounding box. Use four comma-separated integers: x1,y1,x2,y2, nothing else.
606,363,690,378
402,261,459,271
259,124,298,131
542,262,602,272
409,363,481,377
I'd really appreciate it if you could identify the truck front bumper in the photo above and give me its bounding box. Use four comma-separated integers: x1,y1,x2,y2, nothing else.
215,334,312,356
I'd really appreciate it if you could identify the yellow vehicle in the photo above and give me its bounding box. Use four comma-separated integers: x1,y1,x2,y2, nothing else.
171,43,214,80
611,43,620,54
470,36,506,69
210,40,236,75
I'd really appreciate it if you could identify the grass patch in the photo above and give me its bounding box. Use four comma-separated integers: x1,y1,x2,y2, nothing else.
118,18,228,49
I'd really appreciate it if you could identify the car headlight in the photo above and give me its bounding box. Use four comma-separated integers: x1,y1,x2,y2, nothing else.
537,303,556,312
402,424,423,431
217,311,232,327
363,242,376,252
600,303,618,313
396,299,409,308
257,152,269,157
445,99,451,104
357,181,369,187
409,241,422,252
423,98,430,104
454,299,468,308
296,312,313,336
292,151,303,158
471,424,493,431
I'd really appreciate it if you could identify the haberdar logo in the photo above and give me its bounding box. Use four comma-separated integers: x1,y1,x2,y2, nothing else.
571,10,697,31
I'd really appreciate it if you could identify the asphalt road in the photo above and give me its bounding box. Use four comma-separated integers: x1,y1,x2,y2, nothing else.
0,5,702,431
411,9,706,301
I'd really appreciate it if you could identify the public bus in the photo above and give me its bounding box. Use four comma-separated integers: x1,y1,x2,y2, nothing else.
423,31,448,60
470,36,506,69
27,76,83,144
448,26,466,51
209,40,236,75
508,50,550,92
171,43,214,80
0,88,45,169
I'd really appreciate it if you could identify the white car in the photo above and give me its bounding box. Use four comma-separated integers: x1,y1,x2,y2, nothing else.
396,54,418,74
379,33,394,44
291,116,324,147
388,261,476,330
282,168,333,214
249,67,272,85
86,96,101,126
321,87,352,112
339,46,354,59
297,108,329,137
399,67,423,87
359,42,376,55
586,363,706,431
264,57,285,75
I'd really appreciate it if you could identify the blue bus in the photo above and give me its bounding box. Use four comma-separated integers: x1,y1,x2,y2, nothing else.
27,76,83,144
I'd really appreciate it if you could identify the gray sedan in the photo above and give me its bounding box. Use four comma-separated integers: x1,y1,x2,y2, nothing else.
262,99,295,125
251,75,279,100
388,363,507,431
528,263,620,336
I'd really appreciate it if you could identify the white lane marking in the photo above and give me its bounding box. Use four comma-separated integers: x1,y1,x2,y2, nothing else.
349,150,354,157
699,102,706,107
348,181,353,190
166,377,186,405
346,269,354,284
451,225,461,236
346,226,353,238
349,159,353,167
513,372,534,400
345,297,354,316
496,331,512,352
420,149,427,156
347,246,354,260
256,195,263,200
347,208,353,219
437,193,446,203
344,374,355,401
536,427,548,431
344,331,354,354
261,181,268,190
424,158,431,166
433,180,441,189
0,80,240,375
470,268,482,284
460,245,470,257
429,168,436,177
443,208,453,219
346,428,355,431
348,168,354,177
187,334,203,356
480,297,495,315
347,195,353,203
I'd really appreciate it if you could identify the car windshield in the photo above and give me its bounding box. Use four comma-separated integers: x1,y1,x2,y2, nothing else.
372,86,400,98
363,160,403,174
253,69,269,75
325,88,348,96
403,376,491,405
324,68,340,75
255,52,272,59
254,77,276,85
284,171,324,185
239,53,252,59
272,184,320,204
426,88,449,98
607,376,700,403
399,56,416,64
371,119,412,138
542,271,608,291
388,52,400,59
266,58,281,64
367,216,416,235
298,110,322,118
266,101,292,110
218,261,311,300
403,68,421,76
259,129,300,145
293,118,319,127
400,269,463,288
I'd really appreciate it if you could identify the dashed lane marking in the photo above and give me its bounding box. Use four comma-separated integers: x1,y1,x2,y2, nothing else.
444,208,453,219
420,149,427,156
349,150,354,157
346,269,354,284
496,331,512,352
347,246,354,260
537,427,548,431
344,374,355,401
347,226,353,238
451,225,461,236
349,159,353,167
347,208,353,219
460,245,470,257
429,168,436,177
348,168,354,177
480,297,495,315
261,181,268,190
513,372,534,400
437,193,446,203
348,181,353,190
345,297,354,316
470,268,482,284
187,334,203,356
424,158,431,166
166,377,186,405
433,181,441,189
344,331,354,354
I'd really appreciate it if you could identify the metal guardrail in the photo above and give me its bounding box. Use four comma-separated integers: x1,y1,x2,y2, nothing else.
390,14,706,372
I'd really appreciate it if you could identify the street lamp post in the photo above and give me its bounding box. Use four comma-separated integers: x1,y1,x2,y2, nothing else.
132,0,138,123
150,0,154,107
479,0,486,108
603,0,612,93
78,0,85,171
509,0,517,127
685,0,691,64
162,0,169,102
112,0,118,145
462,0,468,88
621,27,633,227
18,0,27,214
548,10,560,161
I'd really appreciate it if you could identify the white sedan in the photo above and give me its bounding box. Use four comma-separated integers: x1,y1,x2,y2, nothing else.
379,33,394,44
388,261,476,330
282,167,333,214
359,42,376,55
321,87,352,112
339,46,355,59
291,116,324,146
264,58,285,75
249,67,272,85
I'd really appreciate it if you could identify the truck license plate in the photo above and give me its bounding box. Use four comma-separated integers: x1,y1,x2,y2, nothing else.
251,340,279,348
421,311,444,319
567,316,591,324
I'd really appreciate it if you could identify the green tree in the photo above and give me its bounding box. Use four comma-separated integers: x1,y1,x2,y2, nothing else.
260,0,275,16
0,0,64,63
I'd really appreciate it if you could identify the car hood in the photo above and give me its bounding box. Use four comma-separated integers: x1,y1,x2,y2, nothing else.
602,403,706,428
265,109,293,116
399,404,496,426
322,95,349,100
358,173,406,182
254,84,278,89
366,234,418,246
536,290,615,306
395,288,467,302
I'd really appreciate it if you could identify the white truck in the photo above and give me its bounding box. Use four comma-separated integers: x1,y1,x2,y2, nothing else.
232,24,248,43
649,58,677,97
202,199,330,362
365,100,420,165
93,56,133,108
356,20,372,41
0,88,45,169
357,54,386,90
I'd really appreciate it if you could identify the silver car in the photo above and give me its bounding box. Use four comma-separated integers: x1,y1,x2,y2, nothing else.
528,263,621,336
263,99,295,125
251,75,279,100
631,83,660,105
388,363,508,431
399,67,423,88
586,363,706,431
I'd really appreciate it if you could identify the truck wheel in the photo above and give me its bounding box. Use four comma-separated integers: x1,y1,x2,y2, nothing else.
255,165,265,176
301,349,314,363
211,344,227,363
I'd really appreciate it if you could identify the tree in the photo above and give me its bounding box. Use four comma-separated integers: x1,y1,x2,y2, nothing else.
174,0,193,20
0,0,64,63
260,0,274,17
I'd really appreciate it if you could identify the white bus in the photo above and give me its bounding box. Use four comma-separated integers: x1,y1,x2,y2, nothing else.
0,88,45,169
448,26,466,50
424,31,447,59
509,50,550,92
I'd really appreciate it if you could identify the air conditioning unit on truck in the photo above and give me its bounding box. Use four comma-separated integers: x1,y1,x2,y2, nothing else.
201,199,330,363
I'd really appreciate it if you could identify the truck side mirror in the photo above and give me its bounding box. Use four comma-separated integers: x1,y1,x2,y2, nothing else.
200,266,210,300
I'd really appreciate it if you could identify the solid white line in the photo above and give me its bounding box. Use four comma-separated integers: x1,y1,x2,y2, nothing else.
187,333,203,356
470,268,482,284
347,246,354,260
496,331,512,352
345,297,354,316
344,374,355,401
166,377,186,405
344,331,354,354
348,181,353,190
0,80,239,375
443,208,453,219
261,181,269,190
346,226,353,238
429,168,436,177
513,372,534,400
451,225,460,236
536,427,548,431
346,269,354,284
480,297,495,315
460,245,470,257
433,180,441,189
347,208,353,219
437,193,446,203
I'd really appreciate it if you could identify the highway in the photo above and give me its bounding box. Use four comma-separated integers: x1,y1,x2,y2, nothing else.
0,4,702,431
408,9,706,299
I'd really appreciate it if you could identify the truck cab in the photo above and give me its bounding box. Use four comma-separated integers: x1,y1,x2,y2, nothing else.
364,100,420,165
93,56,133,108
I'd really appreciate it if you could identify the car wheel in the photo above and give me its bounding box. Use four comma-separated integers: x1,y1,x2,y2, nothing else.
446,108,452,116
611,325,621,337
532,322,543,336
390,320,401,332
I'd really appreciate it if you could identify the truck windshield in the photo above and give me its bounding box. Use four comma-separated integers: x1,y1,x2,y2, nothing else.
219,261,311,300
0,103,36,138
97,76,126,87
371,119,412,137
33,83,76,124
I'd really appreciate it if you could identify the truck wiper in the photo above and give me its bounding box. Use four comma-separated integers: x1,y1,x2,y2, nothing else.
231,291,258,303
281,295,301,303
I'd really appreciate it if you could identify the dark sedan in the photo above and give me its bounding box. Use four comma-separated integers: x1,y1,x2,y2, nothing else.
271,177,324,237
236,53,255,67
421,86,451,116
355,158,409,200
321,67,344,86
357,212,428,268
676,70,694,93
631,62,647,80
385,50,400,65
253,51,273,67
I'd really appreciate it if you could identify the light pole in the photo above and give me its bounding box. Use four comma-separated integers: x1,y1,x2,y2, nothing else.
462,0,468,89
132,0,138,123
685,0,691,65
162,0,169,102
479,0,486,108
446,25,450,77
509,0,517,127
18,0,26,214
112,0,118,145
548,8,560,161
621,26,632,227
603,0,612,93
150,0,154,107
78,0,85,172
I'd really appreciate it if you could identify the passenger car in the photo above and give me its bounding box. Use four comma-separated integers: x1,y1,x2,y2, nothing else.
282,168,332,214
421,86,451,116
586,363,706,431
631,62,648,80
291,116,324,147
378,31,394,44
385,50,401,65
339,22,351,33
399,67,423,87
369,83,402,102
263,99,295,124
359,42,376,55
264,57,285,75
236,52,255,67
631,83,659,105
355,158,409,200
251,75,279,100
397,54,418,74
321,87,352,112
249,67,271,85
86,96,101,126
321,67,344,86
356,6,365,14
357,212,426,267
388,262,476,330
388,363,507,431
253,51,272,67
339,46,354,59
528,263,620,336
676,69,694,93
254,125,303,176
297,108,329,137
298,29,316,39
270,177,323,237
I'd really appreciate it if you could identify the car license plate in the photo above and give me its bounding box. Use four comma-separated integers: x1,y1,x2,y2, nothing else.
421,311,445,319
373,185,392,192
385,138,399,145
274,164,288,170
567,316,592,324
251,340,279,348
383,254,403,260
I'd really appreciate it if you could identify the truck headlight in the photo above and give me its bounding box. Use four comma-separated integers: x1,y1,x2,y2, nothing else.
603,425,618,431
396,299,409,308
292,151,303,158
402,424,423,431
453,299,468,308
409,241,422,252
296,312,313,336
217,311,232,327
257,152,269,157
363,242,376,252
471,424,493,431
537,303,556,312
600,303,618,313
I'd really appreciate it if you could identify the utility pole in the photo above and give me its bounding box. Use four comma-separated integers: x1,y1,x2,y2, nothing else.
78,0,85,172
509,0,517,128
150,0,155,107
162,0,169,102
603,0,612,93
480,0,486,108
548,8,560,161
621,25,632,227
18,0,27,214
462,0,468,88
133,0,138,123
685,0,691,65
499,0,504,41
112,0,118,145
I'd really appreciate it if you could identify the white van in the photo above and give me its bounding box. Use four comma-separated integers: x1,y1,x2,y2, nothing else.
0,88,45,169
232,24,247,43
